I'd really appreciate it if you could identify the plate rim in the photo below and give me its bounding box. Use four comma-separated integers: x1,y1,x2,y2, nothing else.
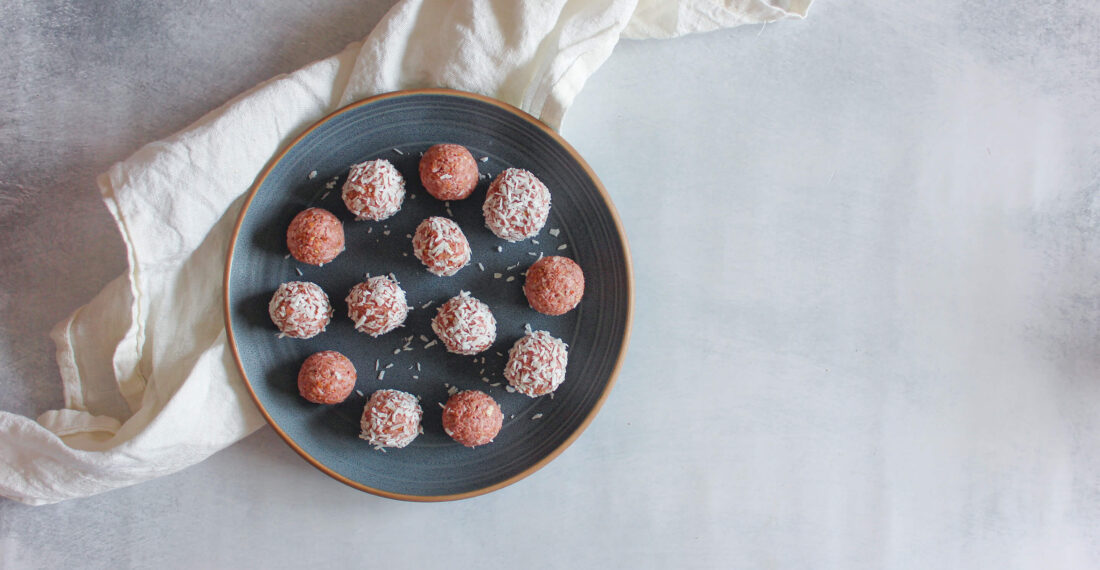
223,88,634,502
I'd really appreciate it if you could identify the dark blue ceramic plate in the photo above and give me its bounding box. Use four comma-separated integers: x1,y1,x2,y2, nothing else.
224,89,632,500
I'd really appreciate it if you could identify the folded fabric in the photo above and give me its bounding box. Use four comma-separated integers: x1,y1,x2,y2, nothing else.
0,0,811,505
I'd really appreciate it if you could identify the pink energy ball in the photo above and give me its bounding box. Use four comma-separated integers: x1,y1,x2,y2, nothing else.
341,159,406,221
442,390,503,448
482,168,551,242
412,216,471,277
360,389,423,449
286,207,344,266
297,350,356,405
269,281,333,339
431,292,497,355
504,330,569,397
419,144,479,201
523,256,584,316
346,275,408,337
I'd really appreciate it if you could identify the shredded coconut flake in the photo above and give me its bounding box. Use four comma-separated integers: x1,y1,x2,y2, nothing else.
503,330,569,397
342,159,405,221
482,168,551,241
430,292,497,355
361,390,422,448
269,281,332,339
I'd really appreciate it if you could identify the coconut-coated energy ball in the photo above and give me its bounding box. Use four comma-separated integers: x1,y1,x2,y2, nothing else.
419,144,479,201
431,291,497,355
297,351,356,404
360,389,423,449
482,168,551,242
286,207,344,266
504,330,569,397
341,158,405,221
523,256,584,316
442,390,503,448
412,216,471,276
346,275,408,337
269,281,333,339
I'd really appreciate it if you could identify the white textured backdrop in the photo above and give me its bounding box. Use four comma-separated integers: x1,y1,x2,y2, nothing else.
3,1,1099,568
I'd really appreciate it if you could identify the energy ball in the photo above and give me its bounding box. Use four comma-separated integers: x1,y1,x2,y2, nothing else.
341,158,405,221
346,275,408,337
360,389,423,449
442,390,503,448
482,168,551,242
523,256,585,316
504,330,569,397
419,143,479,201
412,216,471,276
269,281,333,339
297,351,356,404
286,207,344,266
431,291,497,355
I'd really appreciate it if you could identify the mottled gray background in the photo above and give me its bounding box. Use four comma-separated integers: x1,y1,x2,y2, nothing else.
4,1,1100,568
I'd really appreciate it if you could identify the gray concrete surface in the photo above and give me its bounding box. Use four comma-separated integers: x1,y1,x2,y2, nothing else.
4,1,1100,568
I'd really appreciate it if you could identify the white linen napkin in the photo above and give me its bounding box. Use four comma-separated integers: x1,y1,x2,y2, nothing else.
0,0,810,505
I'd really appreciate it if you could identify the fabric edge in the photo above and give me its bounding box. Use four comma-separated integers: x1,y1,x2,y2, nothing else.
622,0,813,39
97,171,149,413
48,308,87,412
